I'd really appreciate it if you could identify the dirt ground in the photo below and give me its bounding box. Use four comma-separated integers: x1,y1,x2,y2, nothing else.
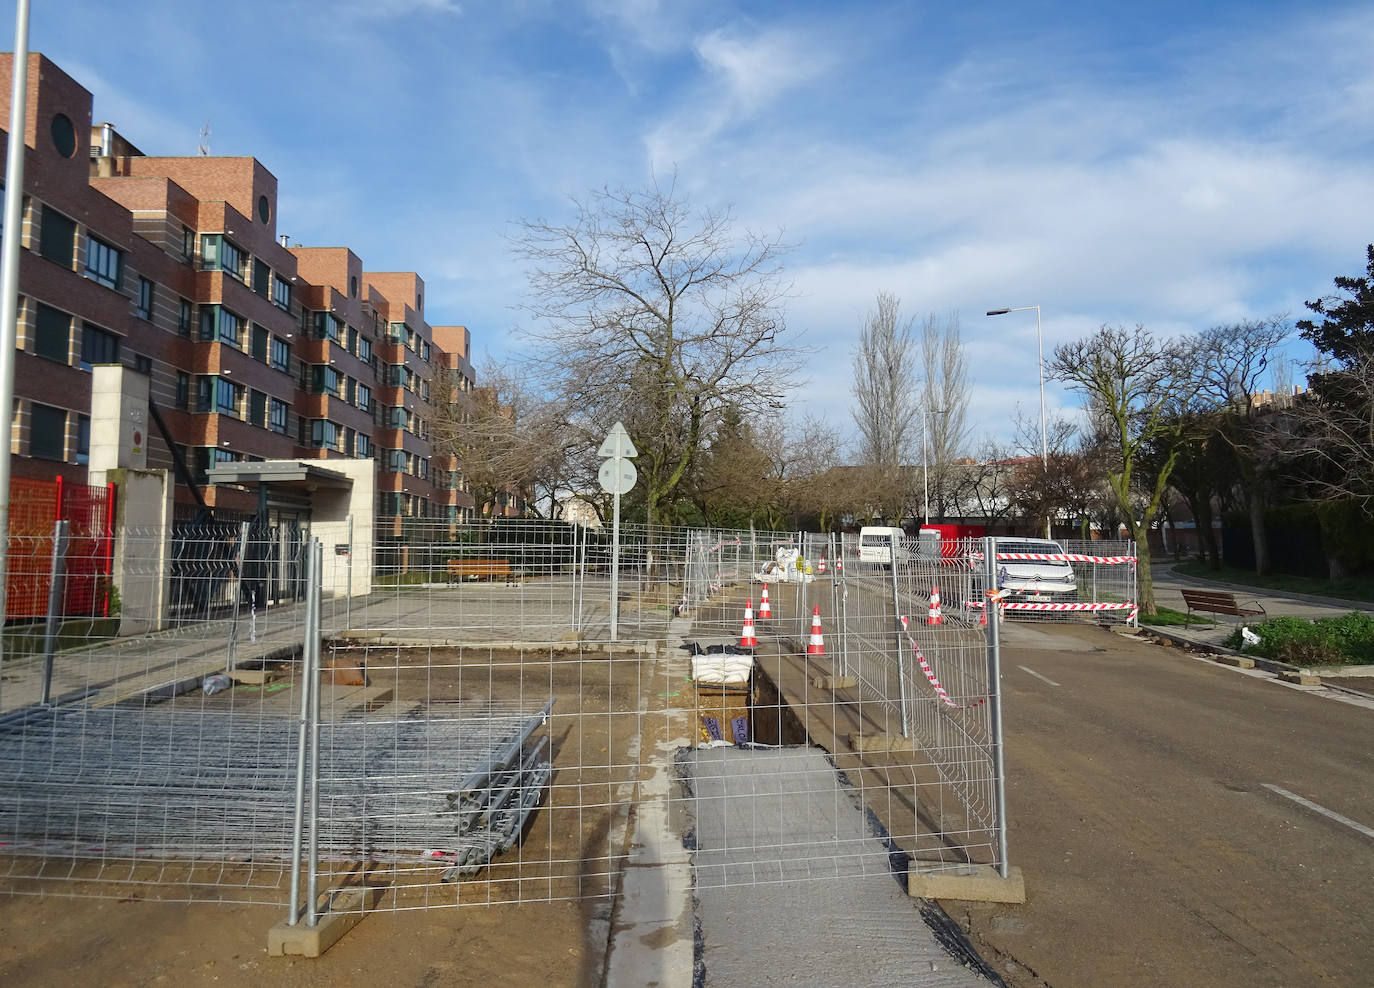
0,641,679,987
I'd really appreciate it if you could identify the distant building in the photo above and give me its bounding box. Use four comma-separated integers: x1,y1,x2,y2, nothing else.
1,53,478,527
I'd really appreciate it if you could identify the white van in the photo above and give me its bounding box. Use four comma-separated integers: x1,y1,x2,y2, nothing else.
858,526,907,565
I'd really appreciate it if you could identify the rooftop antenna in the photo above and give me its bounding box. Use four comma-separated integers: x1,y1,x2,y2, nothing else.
197,121,211,156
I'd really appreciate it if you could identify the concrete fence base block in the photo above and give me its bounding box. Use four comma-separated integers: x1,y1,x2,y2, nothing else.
1214,654,1256,669
848,732,916,753
812,675,857,690
908,863,1026,904
1278,671,1322,686
267,886,376,958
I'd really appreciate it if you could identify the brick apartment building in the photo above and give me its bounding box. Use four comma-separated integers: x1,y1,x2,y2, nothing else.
1,53,481,524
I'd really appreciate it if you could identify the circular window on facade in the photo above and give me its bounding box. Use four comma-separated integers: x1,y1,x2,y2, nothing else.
350,275,358,297
50,113,77,158
258,195,270,224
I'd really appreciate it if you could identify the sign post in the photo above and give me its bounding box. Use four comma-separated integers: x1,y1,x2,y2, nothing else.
598,422,638,642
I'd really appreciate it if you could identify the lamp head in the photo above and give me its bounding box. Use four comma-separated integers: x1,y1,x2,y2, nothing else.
986,308,1010,316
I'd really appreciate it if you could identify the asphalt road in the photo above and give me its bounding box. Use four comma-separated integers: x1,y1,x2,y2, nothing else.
948,623,1374,987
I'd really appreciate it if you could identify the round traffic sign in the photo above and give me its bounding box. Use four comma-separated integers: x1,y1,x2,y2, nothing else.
598,458,638,495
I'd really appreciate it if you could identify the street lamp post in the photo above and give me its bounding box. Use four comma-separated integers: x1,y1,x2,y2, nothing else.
986,305,1051,540
922,407,945,528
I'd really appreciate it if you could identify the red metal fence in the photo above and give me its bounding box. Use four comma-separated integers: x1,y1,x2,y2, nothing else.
7,476,115,620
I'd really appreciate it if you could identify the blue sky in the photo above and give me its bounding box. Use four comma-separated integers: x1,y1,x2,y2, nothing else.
17,0,1374,452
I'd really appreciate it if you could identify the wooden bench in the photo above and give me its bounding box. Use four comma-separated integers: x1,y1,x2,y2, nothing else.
1180,589,1266,628
447,558,516,584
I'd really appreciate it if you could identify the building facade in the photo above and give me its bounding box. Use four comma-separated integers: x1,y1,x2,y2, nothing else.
1,53,478,524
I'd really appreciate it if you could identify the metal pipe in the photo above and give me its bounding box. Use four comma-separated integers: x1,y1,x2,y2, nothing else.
225,521,249,673
887,533,910,738
306,539,322,926
345,514,353,631
0,2,33,677
40,521,69,705
983,536,1010,877
286,539,316,926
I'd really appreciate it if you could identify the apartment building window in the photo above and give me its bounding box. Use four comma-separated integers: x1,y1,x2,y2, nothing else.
420,379,431,403
311,365,343,397
30,403,66,460
216,377,243,416
175,371,189,410
387,322,406,345
34,303,70,363
201,234,245,279
249,390,267,428
273,275,292,311
355,433,371,458
343,427,355,456
358,336,372,363
84,236,123,289
137,277,154,319
389,449,408,473
313,312,343,344
178,298,193,336
270,336,290,372
134,354,153,374
251,324,269,362
420,339,431,362
252,259,270,297
389,405,409,430
181,225,194,260
347,326,358,353
311,419,341,450
356,383,372,412
199,305,244,347
76,414,90,465
80,323,121,370
39,207,76,266
268,397,289,434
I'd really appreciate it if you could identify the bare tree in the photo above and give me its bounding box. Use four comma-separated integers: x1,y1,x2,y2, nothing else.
1197,317,1291,574
431,358,570,519
1050,324,1204,615
920,311,971,518
1292,346,1374,516
513,179,800,529
852,292,920,521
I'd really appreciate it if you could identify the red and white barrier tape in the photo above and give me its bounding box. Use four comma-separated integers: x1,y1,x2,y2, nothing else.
900,616,988,710
963,599,1139,625
967,552,1137,565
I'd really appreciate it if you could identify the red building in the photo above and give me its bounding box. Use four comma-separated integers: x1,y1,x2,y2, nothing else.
1,53,478,524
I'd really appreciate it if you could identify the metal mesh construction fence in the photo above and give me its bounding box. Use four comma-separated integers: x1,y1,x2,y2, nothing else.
0,520,1011,928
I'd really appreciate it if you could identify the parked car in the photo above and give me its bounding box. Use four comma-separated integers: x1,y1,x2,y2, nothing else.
983,537,1078,599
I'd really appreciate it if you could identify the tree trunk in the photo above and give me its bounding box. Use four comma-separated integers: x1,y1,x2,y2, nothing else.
1133,527,1157,615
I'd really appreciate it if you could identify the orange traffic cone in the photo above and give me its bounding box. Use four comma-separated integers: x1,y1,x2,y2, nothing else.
758,585,773,620
979,602,988,627
806,605,826,655
817,555,827,574
926,586,944,626
835,556,843,573
739,599,759,648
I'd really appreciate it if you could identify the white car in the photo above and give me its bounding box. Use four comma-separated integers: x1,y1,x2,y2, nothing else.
985,538,1077,599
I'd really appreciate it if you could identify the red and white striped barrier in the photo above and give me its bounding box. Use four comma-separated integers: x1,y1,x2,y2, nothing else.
901,616,988,710
967,552,1137,565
